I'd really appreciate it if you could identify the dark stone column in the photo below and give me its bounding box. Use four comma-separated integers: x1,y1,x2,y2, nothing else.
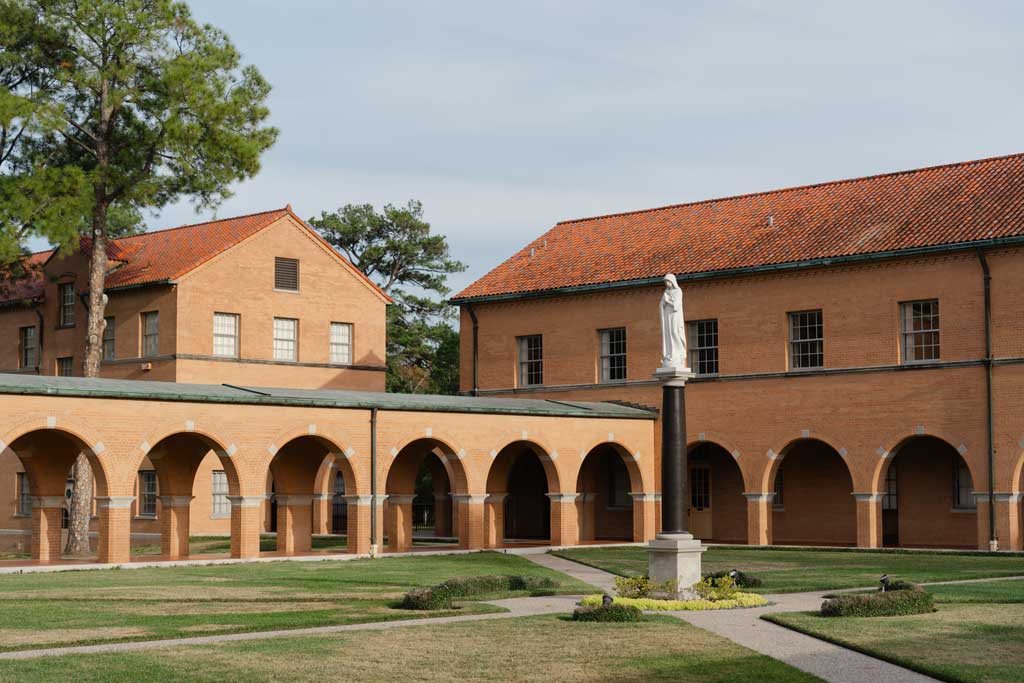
661,382,689,535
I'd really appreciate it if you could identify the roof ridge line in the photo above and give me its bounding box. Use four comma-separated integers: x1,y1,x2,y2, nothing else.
112,206,290,242
554,151,1024,227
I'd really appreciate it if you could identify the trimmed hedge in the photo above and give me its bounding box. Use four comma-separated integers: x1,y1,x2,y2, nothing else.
581,593,768,611
400,575,560,610
821,585,934,617
572,604,642,622
704,569,762,589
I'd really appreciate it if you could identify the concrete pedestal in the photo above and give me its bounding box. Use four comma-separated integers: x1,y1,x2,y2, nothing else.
647,532,706,589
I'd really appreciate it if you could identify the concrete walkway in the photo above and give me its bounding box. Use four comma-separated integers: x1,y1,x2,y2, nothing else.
520,553,940,683
0,594,582,661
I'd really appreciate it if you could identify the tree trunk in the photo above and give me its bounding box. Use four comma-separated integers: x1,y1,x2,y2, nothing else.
63,454,93,556
64,195,109,555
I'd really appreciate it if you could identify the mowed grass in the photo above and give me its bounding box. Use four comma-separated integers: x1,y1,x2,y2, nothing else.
0,552,593,652
765,579,1024,683
552,546,1024,593
0,614,821,683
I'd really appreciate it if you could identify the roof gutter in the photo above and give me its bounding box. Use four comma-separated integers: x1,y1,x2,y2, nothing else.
450,234,1024,305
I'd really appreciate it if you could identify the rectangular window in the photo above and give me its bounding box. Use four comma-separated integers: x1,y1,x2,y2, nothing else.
213,313,240,358
58,283,76,327
138,471,157,517
788,310,824,369
102,316,115,361
688,319,719,375
16,472,31,516
211,470,230,518
274,257,299,291
901,300,940,363
56,356,73,376
330,322,353,365
772,467,784,510
598,328,627,382
141,311,159,357
517,335,543,386
690,466,711,511
882,462,898,511
273,318,298,361
19,326,37,368
953,457,976,510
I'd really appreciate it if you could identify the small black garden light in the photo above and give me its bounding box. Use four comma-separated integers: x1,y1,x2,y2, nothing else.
879,574,890,592
728,569,738,580
602,594,613,606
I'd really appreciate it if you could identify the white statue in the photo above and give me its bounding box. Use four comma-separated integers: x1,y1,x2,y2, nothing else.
660,273,688,369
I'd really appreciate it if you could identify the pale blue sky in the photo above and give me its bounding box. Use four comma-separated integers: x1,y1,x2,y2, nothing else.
124,1,1024,294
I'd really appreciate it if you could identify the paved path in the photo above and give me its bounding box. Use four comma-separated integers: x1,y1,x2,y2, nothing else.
520,553,940,683
0,594,582,661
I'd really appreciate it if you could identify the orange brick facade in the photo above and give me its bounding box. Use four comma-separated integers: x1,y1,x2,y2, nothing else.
0,389,656,563
0,212,389,548
457,248,1024,551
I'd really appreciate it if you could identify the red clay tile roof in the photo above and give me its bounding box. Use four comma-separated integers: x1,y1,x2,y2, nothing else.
0,250,54,305
2,207,391,305
453,152,1024,301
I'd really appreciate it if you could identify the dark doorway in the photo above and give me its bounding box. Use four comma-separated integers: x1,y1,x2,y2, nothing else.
331,470,347,534
504,454,550,539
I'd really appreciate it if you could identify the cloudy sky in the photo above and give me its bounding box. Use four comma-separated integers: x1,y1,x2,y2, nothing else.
147,1,1022,295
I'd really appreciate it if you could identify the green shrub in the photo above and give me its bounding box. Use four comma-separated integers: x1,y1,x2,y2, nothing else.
614,575,653,598
572,604,642,622
821,585,934,617
693,575,740,601
703,569,762,589
400,575,559,610
883,580,916,592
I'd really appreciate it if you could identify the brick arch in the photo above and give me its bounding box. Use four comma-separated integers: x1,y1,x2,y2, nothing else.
574,440,646,494
759,433,850,493
267,425,361,496
870,428,973,494
1012,441,1024,494
486,438,562,495
383,433,470,495
133,418,244,496
1,414,112,495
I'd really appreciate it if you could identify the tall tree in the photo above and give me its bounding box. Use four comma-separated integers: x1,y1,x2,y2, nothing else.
308,200,466,394
11,0,278,554
0,0,87,286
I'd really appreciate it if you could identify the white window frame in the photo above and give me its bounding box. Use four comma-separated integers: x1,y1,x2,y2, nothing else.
273,318,298,362
213,313,240,358
688,319,719,376
517,335,543,387
19,326,37,368
598,328,627,383
900,299,940,364
102,316,115,361
330,322,353,365
141,311,159,357
137,471,157,518
58,283,75,327
16,472,31,517
788,309,824,370
211,470,230,518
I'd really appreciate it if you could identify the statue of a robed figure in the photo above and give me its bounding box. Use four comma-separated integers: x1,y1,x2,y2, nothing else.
659,273,688,371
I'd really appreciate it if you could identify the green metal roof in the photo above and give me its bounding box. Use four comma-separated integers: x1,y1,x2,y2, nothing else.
0,374,657,420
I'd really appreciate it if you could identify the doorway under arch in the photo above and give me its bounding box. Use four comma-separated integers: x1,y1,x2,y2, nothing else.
688,442,747,544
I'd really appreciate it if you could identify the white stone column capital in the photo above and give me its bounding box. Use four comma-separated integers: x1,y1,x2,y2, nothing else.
546,493,581,503
451,493,489,504
485,492,508,504
30,496,66,508
227,495,265,508
388,494,416,505
742,492,775,503
158,495,195,508
94,496,136,510
851,492,883,502
342,494,374,506
628,492,660,503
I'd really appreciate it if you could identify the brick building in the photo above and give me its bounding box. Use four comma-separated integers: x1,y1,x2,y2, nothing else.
452,152,1024,551
0,207,391,551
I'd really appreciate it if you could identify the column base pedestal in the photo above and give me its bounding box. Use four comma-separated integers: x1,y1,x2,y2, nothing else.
647,533,705,590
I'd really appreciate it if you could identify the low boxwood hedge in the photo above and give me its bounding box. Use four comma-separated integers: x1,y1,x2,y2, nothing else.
704,569,762,589
821,585,934,617
572,604,642,622
581,593,769,611
400,574,560,610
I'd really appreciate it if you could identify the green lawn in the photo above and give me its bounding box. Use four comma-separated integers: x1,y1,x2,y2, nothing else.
552,546,1024,593
0,614,821,682
765,579,1024,683
0,552,593,652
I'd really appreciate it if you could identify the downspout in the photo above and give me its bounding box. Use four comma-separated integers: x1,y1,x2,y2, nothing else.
370,407,379,557
34,309,44,374
466,303,480,396
976,248,997,551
